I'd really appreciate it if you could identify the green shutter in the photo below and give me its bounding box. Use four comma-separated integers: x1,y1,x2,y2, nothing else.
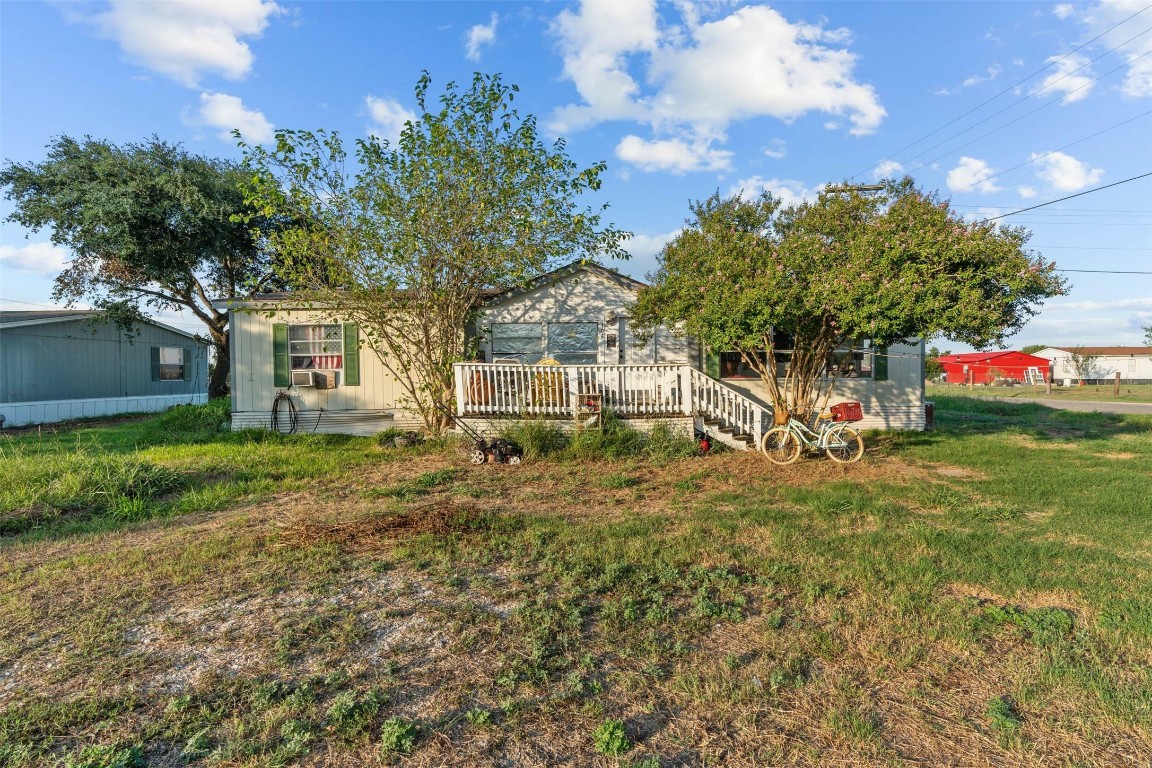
150,346,161,381
874,346,889,381
704,349,720,379
343,323,360,386
183,348,193,381
273,324,289,387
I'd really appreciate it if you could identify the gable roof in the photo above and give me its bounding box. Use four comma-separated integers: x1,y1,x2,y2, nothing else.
1049,346,1152,356
0,309,204,342
935,351,1047,364
481,260,645,306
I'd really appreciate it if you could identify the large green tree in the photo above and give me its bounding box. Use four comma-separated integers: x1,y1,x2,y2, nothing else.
239,72,627,432
632,181,1067,421
1,136,272,398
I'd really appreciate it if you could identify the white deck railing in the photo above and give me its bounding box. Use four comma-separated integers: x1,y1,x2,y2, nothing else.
453,362,768,445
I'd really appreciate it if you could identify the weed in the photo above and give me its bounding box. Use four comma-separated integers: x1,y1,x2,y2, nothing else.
57,744,146,768
981,604,1074,646
593,718,631,756
465,707,493,727
986,696,1023,746
500,420,568,459
598,472,640,489
326,688,386,739
827,707,881,744
380,717,418,755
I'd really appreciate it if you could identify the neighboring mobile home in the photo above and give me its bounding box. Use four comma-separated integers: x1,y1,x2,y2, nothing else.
1033,346,1152,384
0,310,209,428
222,262,926,444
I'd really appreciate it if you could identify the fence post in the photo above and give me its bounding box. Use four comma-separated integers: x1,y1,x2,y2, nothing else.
1115,370,1121,398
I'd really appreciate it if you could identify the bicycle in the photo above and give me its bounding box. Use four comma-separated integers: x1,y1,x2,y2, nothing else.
759,403,865,465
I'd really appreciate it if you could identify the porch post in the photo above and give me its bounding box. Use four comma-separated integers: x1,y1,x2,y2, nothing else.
453,363,467,416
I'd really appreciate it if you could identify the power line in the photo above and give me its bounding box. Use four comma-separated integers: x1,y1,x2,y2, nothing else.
1055,269,1152,274
909,49,1152,172
851,3,1152,180
948,110,1152,194
986,172,1152,220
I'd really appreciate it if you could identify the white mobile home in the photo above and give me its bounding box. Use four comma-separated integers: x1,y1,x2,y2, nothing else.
1034,346,1152,385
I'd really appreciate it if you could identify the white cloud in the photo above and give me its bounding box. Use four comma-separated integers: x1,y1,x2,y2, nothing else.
961,64,1001,88
365,96,417,144
1053,4,1077,20
873,159,904,181
89,0,279,87
1018,185,1038,198
623,229,681,262
763,138,787,159
946,157,1001,193
727,177,819,208
1079,1,1152,98
615,135,732,173
0,242,71,275
550,1,884,171
465,13,498,61
197,92,273,143
1037,54,1094,103
1031,151,1103,191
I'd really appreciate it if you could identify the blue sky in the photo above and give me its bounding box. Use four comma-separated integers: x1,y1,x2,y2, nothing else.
1,0,1149,349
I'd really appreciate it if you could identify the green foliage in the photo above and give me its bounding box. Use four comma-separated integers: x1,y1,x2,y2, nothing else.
326,689,386,739
499,420,568,459
464,707,493,727
593,718,631,756
1020,343,1047,355
926,346,952,379
633,183,1066,417
981,604,1074,646
239,72,628,431
57,744,145,768
0,136,270,397
986,696,1023,745
379,717,418,755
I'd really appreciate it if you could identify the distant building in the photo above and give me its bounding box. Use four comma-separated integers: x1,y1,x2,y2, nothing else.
1032,346,1152,385
934,351,1050,385
0,310,209,427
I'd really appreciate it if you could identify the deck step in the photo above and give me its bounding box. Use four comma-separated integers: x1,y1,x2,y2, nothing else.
733,434,753,443
719,426,736,434
704,419,721,426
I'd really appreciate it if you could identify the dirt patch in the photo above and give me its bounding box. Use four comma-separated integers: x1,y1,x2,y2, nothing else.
1092,452,1138,460
925,463,986,479
280,500,487,553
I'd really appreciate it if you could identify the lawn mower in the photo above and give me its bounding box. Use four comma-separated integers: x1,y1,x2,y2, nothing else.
435,403,524,465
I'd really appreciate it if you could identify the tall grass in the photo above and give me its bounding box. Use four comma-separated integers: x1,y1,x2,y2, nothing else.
499,413,700,462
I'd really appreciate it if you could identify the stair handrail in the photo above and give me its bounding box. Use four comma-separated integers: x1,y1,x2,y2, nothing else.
686,367,770,447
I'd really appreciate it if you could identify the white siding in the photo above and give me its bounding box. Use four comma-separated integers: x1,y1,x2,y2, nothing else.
721,341,927,431
229,309,424,434
1,393,208,428
1034,347,1152,383
479,271,699,367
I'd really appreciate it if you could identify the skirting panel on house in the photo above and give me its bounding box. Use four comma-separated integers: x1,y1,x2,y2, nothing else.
0,393,208,428
230,409,409,437
852,405,926,432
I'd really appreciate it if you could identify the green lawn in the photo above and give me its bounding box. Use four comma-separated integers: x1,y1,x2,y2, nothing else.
927,380,1152,403
1,397,1150,767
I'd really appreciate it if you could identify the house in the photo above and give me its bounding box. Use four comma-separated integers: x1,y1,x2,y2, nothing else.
0,310,209,428
221,262,927,446
935,350,1050,385
1032,346,1152,385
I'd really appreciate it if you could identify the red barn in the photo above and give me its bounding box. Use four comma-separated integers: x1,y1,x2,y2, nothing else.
935,351,1050,385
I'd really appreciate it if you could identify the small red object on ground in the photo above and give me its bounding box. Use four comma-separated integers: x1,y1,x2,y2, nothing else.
698,435,711,454
830,402,863,422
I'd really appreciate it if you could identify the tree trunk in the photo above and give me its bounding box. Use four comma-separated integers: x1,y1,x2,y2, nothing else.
208,328,230,399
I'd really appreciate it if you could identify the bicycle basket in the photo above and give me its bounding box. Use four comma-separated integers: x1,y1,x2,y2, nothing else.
830,401,863,422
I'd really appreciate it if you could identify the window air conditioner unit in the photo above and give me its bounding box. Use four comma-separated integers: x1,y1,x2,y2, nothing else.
291,370,314,387
311,370,338,390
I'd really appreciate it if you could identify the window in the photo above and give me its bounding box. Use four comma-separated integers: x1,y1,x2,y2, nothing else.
290,324,343,370
158,347,185,380
490,322,599,364
826,340,875,378
491,323,543,363
547,322,597,364
715,337,883,380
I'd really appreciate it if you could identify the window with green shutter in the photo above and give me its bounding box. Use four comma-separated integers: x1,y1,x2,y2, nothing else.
273,323,289,387
343,323,360,386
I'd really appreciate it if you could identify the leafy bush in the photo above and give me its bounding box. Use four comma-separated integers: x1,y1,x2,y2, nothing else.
500,420,568,459
566,412,646,460
642,421,699,460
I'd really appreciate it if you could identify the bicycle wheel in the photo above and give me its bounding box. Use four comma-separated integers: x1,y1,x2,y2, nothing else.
760,427,801,465
825,426,864,463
